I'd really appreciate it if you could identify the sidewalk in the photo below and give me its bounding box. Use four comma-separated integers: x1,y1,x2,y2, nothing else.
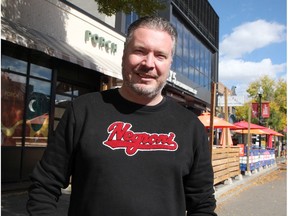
215,156,286,204
1,157,286,216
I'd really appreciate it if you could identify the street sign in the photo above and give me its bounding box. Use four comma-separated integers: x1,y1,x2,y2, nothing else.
218,95,245,106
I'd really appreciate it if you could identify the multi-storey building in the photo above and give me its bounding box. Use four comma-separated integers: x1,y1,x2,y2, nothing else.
1,0,219,187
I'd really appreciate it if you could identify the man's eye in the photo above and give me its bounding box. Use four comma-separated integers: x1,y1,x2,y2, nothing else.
157,55,167,60
134,49,144,54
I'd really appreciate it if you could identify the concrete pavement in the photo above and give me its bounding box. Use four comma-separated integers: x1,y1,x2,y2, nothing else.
215,162,287,215
1,157,286,216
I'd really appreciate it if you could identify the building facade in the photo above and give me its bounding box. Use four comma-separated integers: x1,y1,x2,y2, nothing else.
1,0,219,187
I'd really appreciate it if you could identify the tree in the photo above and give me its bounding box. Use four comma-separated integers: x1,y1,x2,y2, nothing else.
94,0,166,16
235,75,287,132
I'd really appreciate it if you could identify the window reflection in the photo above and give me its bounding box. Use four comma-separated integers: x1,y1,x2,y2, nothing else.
1,55,52,147
1,55,27,74
29,78,51,96
30,64,52,80
171,14,213,90
53,81,90,130
26,78,51,147
1,72,26,146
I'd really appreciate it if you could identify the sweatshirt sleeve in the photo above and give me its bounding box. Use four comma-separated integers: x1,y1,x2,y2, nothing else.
26,104,77,215
185,123,217,216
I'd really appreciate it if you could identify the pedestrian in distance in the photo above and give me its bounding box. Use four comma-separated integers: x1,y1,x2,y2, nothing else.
27,16,217,216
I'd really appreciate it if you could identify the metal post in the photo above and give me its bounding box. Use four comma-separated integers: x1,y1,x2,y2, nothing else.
209,82,216,155
258,86,263,149
224,87,229,148
246,103,252,174
258,86,263,125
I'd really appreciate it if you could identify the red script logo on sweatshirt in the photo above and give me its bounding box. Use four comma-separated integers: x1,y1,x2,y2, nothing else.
103,121,178,156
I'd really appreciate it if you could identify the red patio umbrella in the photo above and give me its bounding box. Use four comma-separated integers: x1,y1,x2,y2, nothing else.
233,129,268,134
261,128,283,149
232,121,266,130
261,128,284,136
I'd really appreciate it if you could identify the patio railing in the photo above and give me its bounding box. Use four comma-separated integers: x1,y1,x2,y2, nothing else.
212,146,240,185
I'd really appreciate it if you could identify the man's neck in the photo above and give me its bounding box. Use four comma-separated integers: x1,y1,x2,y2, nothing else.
118,88,163,106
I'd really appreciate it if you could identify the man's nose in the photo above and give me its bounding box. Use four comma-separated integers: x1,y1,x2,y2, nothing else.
142,53,155,68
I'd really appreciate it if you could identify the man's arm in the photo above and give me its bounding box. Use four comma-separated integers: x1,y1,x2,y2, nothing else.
185,125,217,216
26,104,76,215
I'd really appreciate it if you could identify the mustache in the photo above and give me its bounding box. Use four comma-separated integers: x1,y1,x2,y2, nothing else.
136,64,155,74
136,70,158,79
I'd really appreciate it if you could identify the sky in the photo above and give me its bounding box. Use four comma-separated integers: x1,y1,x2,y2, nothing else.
208,0,287,98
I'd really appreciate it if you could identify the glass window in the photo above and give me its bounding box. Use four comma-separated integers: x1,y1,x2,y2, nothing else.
183,62,189,77
183,27,189,63
1,55,27,74
194,70,200,85
73,86,90,97
1,72,27,146
25,78,51,147
189,66,195,80
53,80,91,130
1,55,52,147
171,14,214,90
30,64,52,80
174,56,182,74
125,13,139,34
176,23,183,57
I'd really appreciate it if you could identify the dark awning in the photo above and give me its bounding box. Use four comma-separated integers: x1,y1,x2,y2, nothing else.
1,17,122,79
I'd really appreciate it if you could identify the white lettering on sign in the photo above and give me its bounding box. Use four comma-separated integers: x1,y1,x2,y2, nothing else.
85,30,117,54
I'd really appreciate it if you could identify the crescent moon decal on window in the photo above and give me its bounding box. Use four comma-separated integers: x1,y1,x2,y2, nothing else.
28,99,36,112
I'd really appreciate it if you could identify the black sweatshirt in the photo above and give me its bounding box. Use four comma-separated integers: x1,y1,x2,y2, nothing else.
27,89,217,216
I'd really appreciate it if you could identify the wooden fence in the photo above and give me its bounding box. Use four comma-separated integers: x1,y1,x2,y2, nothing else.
212,147,240,185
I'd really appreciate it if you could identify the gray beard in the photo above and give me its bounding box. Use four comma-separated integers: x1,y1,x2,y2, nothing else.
124,81,166,98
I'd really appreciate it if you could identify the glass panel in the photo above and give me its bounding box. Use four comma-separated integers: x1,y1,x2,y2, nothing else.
73,86,90,97
125,13,139,33
1,55,27,74
56,81,73,96
174,56,182,74
189,66,195,80
25,79,51,147
176,23,183,57
183,62,189,77
183,27,189,63
55,94,72,108
54,107,66,119
171,13,214,87
1,72,26,146
30,64,52,80
194,70,200,85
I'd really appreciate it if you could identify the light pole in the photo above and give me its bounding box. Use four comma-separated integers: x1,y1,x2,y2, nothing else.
258,86,263,126
258,86,263,149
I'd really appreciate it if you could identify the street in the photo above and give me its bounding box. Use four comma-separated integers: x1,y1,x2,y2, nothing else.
215,163,287,216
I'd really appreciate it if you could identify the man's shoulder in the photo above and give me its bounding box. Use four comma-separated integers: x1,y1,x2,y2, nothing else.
73,89,118,104
166,97,197,117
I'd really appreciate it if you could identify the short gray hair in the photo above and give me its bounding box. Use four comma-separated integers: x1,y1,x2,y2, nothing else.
125,16,178,56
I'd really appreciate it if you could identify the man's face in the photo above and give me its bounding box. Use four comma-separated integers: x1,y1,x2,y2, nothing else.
121,27,174,98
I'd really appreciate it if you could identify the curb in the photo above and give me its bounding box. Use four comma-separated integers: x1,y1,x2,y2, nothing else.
215,158,286,204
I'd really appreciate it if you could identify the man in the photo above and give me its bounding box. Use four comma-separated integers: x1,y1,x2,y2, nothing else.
27,16,217,216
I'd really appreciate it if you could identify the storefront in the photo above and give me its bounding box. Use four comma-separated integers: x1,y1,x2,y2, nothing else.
1,0,125,185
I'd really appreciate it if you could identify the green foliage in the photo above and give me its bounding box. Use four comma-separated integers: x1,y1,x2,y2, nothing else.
235,75,287,132
235,102,250,121
94,0,166,16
